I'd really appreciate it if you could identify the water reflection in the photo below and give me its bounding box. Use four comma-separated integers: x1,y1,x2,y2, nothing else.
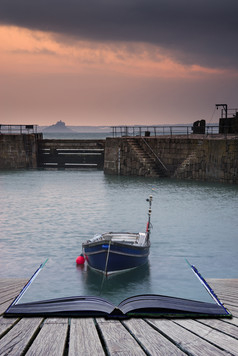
76,263,151,305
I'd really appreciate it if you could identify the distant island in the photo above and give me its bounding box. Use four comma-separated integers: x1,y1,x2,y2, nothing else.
42,120,74,133
40,121,111,133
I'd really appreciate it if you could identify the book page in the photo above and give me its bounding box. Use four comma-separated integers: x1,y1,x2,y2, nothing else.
17,256,215,308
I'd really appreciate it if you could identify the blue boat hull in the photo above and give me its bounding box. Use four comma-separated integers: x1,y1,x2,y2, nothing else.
83,241,150,274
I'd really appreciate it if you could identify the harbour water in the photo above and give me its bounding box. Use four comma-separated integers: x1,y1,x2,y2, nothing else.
0,169,237,304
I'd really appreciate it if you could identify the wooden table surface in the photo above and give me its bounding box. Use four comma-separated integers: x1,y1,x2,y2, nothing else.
0,278,238,355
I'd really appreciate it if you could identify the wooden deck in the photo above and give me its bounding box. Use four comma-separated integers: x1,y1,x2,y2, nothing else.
0,279,238,355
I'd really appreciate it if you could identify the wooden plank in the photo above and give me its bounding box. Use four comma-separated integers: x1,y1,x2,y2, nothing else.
207,279,238,318
211,285,238,292
69,318,105,356
147,319,228,356
97,319,146,355
0,282,26,299
0,316,19,325
0,278,237,356
25,319,68,356
0,279,26,315
212,292,238,300
209,284,238,290
0,286,24,300
213,286,238,290
0,318,42,355
0,278,27,286
215,286,237,297
212,290,238,297
224,306,238,318
224,304,238,313
0,317,19,338
175,319,238,355
224,317,238,327
197,319,238,339
0,299,16,315
211,288,238,295
208,278,238,284
45,318,68,324
0,282,26,292
208,280,238,293
123,318,186,355
0,288,23,306
0,287,25,300
217,297,238,306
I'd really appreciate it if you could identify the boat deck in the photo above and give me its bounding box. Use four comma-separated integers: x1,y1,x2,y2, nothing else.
84,232,148,246
0,278,238,355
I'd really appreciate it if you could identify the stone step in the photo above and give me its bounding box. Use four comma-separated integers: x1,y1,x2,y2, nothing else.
127,139,163,177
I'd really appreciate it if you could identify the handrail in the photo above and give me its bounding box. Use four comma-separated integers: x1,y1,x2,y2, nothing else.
111,125,225,137
141,137,169,173
0,124,38,134
220,108,238,119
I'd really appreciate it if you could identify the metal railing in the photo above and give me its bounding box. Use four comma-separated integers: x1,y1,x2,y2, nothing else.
0,125,38,134
141,137,169,174
220,108,238,119
111,125,221,137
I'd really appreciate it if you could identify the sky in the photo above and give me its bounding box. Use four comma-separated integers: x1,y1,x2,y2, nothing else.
0,0,238,127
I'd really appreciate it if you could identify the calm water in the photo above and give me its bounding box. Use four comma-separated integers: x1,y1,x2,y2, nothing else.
0,170,237,304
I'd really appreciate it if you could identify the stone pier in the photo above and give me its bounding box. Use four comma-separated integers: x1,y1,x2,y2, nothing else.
0,133,42,169
104,136,238,184
1,133,238,184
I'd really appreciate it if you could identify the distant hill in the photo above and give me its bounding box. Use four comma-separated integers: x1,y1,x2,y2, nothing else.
40,122,111,133
42,121,74,133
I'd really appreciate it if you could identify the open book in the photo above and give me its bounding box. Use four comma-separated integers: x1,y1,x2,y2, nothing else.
5,259,231,318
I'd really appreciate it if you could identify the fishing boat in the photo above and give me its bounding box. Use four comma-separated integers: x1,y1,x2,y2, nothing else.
81,196,152,275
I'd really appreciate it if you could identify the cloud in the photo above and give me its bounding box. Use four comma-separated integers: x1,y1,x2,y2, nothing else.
2,26,230,80
11,48,56,56
0,0,237,69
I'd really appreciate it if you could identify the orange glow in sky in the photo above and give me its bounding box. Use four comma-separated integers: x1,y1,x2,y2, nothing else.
1,25,228,78
0,25,237,126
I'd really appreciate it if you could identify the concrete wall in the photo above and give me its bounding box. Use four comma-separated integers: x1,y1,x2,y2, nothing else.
0,134,42,169
104,137,238,184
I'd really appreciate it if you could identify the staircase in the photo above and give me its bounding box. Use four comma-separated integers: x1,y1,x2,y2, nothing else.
126,138,169,177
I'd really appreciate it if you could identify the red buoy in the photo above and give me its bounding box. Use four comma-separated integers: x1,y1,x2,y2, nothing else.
76,254,85,265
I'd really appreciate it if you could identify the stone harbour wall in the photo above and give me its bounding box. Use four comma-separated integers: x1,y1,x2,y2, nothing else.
0,134,42,169
1,134,237,184
104,136,238,184
173,138,238,183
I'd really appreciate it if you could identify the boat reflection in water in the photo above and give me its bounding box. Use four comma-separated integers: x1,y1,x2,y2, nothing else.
76,262,151,305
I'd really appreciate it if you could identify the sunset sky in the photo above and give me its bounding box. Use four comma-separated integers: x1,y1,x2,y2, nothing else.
0,0,238,126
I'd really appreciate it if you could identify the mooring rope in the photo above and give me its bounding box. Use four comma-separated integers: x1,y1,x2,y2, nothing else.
99,240,111,295
104,240,111,276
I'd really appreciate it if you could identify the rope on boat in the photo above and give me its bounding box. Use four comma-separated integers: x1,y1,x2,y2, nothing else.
99,240,111,295
104,240,111,276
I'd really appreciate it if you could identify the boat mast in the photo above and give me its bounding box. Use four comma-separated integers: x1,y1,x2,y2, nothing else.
146,195,153,236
